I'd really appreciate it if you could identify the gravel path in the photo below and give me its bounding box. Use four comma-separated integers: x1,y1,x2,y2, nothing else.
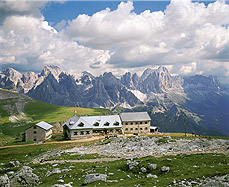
36,157,122,165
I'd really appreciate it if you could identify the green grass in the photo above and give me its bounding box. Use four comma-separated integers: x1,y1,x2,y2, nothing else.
24,100,112,124
30,153,228,187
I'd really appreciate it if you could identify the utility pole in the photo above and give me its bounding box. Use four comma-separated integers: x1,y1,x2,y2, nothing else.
184,118,186,137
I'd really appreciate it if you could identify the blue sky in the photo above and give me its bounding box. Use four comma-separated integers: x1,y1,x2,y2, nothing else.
0,0,229,83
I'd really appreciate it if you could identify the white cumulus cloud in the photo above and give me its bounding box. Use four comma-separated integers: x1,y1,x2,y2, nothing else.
65,0,229,83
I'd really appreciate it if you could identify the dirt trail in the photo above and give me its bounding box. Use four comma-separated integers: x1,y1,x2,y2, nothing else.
0,136,104,149
35,157,122,165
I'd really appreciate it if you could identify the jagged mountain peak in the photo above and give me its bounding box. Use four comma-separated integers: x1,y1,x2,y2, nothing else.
82,71,95,79
140,68,154,81
1,68,22,81
41,65,62,78
156,66,169,73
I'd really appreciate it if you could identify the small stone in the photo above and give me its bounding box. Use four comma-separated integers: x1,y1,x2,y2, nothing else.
7,171,14,175
141,167,147,173
161,166,170,172
148,164,157,170
57,179,64,183
146,174,153,178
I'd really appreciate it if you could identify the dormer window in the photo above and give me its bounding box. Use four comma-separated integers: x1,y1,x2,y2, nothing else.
113,121,119,126
78,122,84,127
93,122,99,126
104,122,110,126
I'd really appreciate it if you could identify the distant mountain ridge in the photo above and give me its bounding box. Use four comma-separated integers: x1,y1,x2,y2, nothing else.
1,65,228,136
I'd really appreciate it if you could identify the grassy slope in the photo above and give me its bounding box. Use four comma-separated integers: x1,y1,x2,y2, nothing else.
0,89,111,144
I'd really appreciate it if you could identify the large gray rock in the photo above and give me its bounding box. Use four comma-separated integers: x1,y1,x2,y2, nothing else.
126,160,139,170
83,173,107,185
0,174,10,187
10,166,39,186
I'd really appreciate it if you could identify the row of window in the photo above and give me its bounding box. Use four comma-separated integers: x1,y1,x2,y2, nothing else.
74,131,91,135
78,121,120,127
73,129,121,136
125,127,148,131
125,121,148,125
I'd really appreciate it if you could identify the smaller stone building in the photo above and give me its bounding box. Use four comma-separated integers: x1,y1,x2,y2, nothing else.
25,121,53,142
120,112,151,134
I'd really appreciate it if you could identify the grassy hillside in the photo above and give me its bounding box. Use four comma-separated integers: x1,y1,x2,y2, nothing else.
0,88,112,144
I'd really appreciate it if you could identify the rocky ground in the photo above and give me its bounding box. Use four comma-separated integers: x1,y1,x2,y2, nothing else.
65,136,229,158
1,136,229,187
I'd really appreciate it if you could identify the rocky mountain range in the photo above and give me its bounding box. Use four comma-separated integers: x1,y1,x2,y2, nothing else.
0,65,228,136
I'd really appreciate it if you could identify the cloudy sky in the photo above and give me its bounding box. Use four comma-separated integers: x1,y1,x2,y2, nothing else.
0,0,229,83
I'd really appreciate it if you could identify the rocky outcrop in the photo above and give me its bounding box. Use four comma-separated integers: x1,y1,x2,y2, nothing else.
0,174,10,187
10,166,39,186
65,136,229,158
83,173,107,184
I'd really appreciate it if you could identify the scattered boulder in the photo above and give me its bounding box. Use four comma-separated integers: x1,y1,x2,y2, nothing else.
0,174,10,187
51,183,73,187
46,168,64,176
83,173,107,185
146,174,158,178
140,167,147,173
57,179,64,183
126,160,139,170
9,161,20,167
161,166,170,172
148,164,157,170
10,166,39,186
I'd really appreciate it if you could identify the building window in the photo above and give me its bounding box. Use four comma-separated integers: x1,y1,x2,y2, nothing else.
93,130,98,133
145,127,148,130
114,121,119,126
135,128,138,130
125,128,128,131
74,132,78,135
145,121,148,124
136,122,139,124
78,122,84,127
93,122,99,126
140,122,143,124
34,131,36,134
140,128,143,130
110,129,113,133
34,126,36,129
131,122,133,125
125,122,128,125
34,136,37,141
80,131,84,135
86,131,90,134
104,122,110,126
130,128,133,131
